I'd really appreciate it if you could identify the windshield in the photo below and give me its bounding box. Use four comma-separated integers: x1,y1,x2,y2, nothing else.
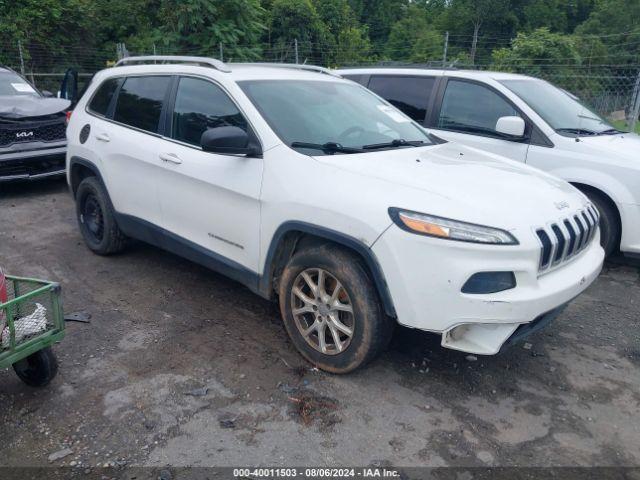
501,79,615,135
239,80,432,155
0,71,40,97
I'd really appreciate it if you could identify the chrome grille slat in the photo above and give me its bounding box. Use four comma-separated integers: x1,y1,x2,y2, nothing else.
535,204,599,273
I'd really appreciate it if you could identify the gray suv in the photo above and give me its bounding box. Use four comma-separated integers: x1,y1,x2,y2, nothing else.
0,66,70,181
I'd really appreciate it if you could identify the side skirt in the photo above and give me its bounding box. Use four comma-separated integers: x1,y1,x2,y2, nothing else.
114,213,261,294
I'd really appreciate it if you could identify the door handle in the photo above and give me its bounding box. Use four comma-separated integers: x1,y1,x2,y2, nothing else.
159,152,182,165
95,133,110,142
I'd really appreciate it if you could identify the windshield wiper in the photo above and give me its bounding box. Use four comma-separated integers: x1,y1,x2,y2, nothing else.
598,128,624,135
290,141,364,154
556,127,599,136
362,139,427,150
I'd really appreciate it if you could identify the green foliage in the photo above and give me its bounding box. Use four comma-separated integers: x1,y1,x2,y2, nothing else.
269,0,329,62
0,0,96,69
0,0,632,72
385,5,441,62
157,0,265,60
334,26,373,66
491,28,582,74
575,0,640,65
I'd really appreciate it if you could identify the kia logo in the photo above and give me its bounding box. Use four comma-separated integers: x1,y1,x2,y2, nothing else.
16,131,34,138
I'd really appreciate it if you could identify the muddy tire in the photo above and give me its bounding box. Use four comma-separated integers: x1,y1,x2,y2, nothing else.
13,347,59,387
76,176,127,255
585,191,620,257
279,244,393,373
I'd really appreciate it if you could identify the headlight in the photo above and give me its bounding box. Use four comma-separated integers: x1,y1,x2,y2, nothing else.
388,208,518,245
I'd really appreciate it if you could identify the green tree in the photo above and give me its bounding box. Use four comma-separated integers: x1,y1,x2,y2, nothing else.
269,0,329,63
385,5,442,63
491,27,582,75
437,0,515,64
575,0,640,66
0,0,97,71
156,0,265,60
350,0,409,54
335,26,373,66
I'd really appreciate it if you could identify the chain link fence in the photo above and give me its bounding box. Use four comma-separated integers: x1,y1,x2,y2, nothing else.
2,40,639,132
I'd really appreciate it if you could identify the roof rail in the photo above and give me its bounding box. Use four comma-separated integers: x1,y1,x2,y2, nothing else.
115,56,231,73
231,62,341,77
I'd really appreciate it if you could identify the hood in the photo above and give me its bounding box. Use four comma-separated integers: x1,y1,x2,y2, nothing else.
315,142,589,229
555,131,640,166
0,95,71,119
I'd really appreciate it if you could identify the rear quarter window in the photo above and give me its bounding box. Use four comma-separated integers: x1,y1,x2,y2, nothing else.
87,78,120,116
367,75,436,123
113,76,171,133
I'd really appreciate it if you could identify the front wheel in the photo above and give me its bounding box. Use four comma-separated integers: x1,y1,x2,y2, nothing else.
278,245,393,373
13,347,59,387
585,192,620,257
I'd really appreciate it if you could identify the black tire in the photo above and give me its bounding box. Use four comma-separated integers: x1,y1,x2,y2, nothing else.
76,176,127,255
585,191,620,257
278,244,394,374
13,347,59,387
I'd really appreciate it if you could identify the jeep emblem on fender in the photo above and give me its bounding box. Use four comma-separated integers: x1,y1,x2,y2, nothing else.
554,201,570,210
16,131,34,138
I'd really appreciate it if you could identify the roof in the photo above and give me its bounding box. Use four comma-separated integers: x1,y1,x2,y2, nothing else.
335,67,535,82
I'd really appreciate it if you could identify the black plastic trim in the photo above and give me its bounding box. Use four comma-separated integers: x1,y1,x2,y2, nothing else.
260,221,397,317
114,213,260,292
501,302,569,351
461,271,516,294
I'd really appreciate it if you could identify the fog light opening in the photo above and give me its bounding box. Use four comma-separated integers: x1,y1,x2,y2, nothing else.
461,271,516,294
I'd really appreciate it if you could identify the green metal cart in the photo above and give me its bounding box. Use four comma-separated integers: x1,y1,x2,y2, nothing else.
0,274,64,387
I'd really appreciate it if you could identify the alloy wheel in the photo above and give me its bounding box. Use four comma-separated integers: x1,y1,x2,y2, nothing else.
290,268,355,355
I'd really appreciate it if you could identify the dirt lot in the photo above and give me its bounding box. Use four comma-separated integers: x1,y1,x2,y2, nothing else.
1,178,639,473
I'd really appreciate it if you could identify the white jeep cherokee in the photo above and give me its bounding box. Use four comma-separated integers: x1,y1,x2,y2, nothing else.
66,57,604,373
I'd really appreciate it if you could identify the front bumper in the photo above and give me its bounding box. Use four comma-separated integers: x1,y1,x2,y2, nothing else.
372,224,604,355
0,143,66,181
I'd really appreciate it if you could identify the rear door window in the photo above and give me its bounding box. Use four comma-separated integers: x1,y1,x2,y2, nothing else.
113,76,171,133
367,75,436,123
437,79,520,137
171,77,248,146
87,78,119,116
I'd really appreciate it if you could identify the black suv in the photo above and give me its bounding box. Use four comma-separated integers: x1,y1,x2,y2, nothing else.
0,66,71,181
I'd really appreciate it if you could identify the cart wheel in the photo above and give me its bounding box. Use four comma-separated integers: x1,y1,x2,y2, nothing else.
13,347,59,387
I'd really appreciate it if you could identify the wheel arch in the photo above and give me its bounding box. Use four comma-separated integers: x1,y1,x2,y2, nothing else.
259,222,397,318
69,157,104,198
571,182,622,226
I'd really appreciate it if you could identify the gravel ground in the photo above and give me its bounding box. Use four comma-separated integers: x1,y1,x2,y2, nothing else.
1,178,639,474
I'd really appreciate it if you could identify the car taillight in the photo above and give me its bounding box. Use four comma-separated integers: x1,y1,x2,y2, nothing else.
65,110,73,125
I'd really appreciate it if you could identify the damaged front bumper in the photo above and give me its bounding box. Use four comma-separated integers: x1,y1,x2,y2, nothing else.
372,222,604,355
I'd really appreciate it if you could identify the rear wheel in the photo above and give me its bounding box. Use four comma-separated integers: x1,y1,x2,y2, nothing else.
584,191,620,257
279,244,393,373
76,176,127,255
13,347,58,387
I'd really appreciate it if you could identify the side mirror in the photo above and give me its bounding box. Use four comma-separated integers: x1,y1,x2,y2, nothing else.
42,90,55,98
200,126,262,156
495,116,526,138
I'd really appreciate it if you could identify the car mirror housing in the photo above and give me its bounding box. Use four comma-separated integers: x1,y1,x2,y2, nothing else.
495,116,526,137
200,126,262,157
